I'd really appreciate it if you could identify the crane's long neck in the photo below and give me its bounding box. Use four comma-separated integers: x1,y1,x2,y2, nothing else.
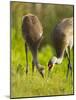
56,56,63,64
52,56,63,65
55,48,65,64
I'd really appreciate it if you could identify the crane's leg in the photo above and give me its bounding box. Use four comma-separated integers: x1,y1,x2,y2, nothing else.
68,46,72,75
64,51,67,57
25,43,28,74
32,49,44,78
65,46,72,79
32,60,35,73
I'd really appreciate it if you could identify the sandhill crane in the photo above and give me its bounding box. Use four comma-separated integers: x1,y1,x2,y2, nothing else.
22,14,44,77
48,17,73,78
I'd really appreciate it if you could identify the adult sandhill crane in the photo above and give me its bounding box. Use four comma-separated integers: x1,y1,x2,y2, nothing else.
22,14,44,77
48,17,73,78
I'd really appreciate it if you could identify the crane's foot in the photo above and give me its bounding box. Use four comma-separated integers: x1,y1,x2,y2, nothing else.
66,63,72,80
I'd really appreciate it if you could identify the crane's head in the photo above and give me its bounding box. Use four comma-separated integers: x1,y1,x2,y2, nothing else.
48,56,57,71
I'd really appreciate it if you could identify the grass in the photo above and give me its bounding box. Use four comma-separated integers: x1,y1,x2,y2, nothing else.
10,3,74,98
11,41,74,98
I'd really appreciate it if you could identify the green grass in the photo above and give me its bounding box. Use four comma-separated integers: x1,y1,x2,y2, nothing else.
11,43,74,98
11,3,74,98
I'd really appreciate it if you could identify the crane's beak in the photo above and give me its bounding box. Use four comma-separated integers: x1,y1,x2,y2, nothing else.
48,64,53,71
48,64,53,77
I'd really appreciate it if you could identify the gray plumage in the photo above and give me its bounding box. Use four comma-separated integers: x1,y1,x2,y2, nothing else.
22,14,44,77
48,17,73,78
53,17,73,58
22,13,43,42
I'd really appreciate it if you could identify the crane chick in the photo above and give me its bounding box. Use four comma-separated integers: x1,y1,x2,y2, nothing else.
48,17,73,78
22,14,44,77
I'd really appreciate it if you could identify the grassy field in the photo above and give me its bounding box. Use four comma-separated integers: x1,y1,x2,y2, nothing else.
11,2,74,98
11,37,74,98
